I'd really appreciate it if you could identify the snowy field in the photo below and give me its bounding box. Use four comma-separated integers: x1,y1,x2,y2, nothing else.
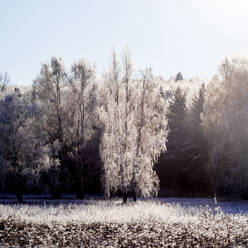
0,198,248,247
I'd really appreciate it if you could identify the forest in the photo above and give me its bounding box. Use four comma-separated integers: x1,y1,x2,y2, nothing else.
0,50,247,203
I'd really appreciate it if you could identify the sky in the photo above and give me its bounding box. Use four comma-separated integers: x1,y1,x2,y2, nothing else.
1,0,248,85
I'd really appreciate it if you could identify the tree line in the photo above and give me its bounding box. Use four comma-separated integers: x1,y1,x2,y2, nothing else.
0,51,248,202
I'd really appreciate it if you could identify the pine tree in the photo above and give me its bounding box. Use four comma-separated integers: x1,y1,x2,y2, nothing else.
183,84,211,194
175,72,183,82
166,86,187,157
158,86,187,191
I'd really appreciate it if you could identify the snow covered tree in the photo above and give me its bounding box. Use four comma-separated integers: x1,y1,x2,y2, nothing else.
68,59,97,199
0,91,31,200
0,89,59,202
0,72,9,193
202,57,248,197
34,57,66,149
33,57,68,197
0,71,8,96
99,50,167,202
131,68,167,200
0,72,8,89
99,49,124,199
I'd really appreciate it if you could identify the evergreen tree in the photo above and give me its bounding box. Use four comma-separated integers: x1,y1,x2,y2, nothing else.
183,84,211,194
166,86,187,156
158,86,187,191
175,72,183,82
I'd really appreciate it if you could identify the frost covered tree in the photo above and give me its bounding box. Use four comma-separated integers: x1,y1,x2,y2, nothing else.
0,89,59,202
183,84,211,194
0,71,9,97
131,68,167,201
100,50,167,203
0,90,31,200
34,57,66,150
33,57,101,197
202,57,248,197
33,57,68,197
68,59,97,199
99,50,124,199
0,72,9,193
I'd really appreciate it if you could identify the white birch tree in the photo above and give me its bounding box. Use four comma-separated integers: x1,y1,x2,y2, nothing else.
99,50,168,202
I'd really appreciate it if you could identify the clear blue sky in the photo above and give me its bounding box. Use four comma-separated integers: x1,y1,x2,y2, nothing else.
1,0,248,85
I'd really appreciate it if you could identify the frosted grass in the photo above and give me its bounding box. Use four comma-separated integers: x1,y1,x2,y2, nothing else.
1,198,247,225
0,200,201,224
1,199,248,247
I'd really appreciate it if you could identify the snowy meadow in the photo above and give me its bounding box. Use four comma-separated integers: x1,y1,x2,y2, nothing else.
1,198,248,247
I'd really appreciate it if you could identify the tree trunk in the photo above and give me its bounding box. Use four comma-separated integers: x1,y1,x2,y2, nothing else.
77,184,85,199
51,192,61,199
17,192,23,203
123,194,128,204
51,185,61,199
77,163,84,199
133,193,137,202
0,175,5,195
214,192,218,205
